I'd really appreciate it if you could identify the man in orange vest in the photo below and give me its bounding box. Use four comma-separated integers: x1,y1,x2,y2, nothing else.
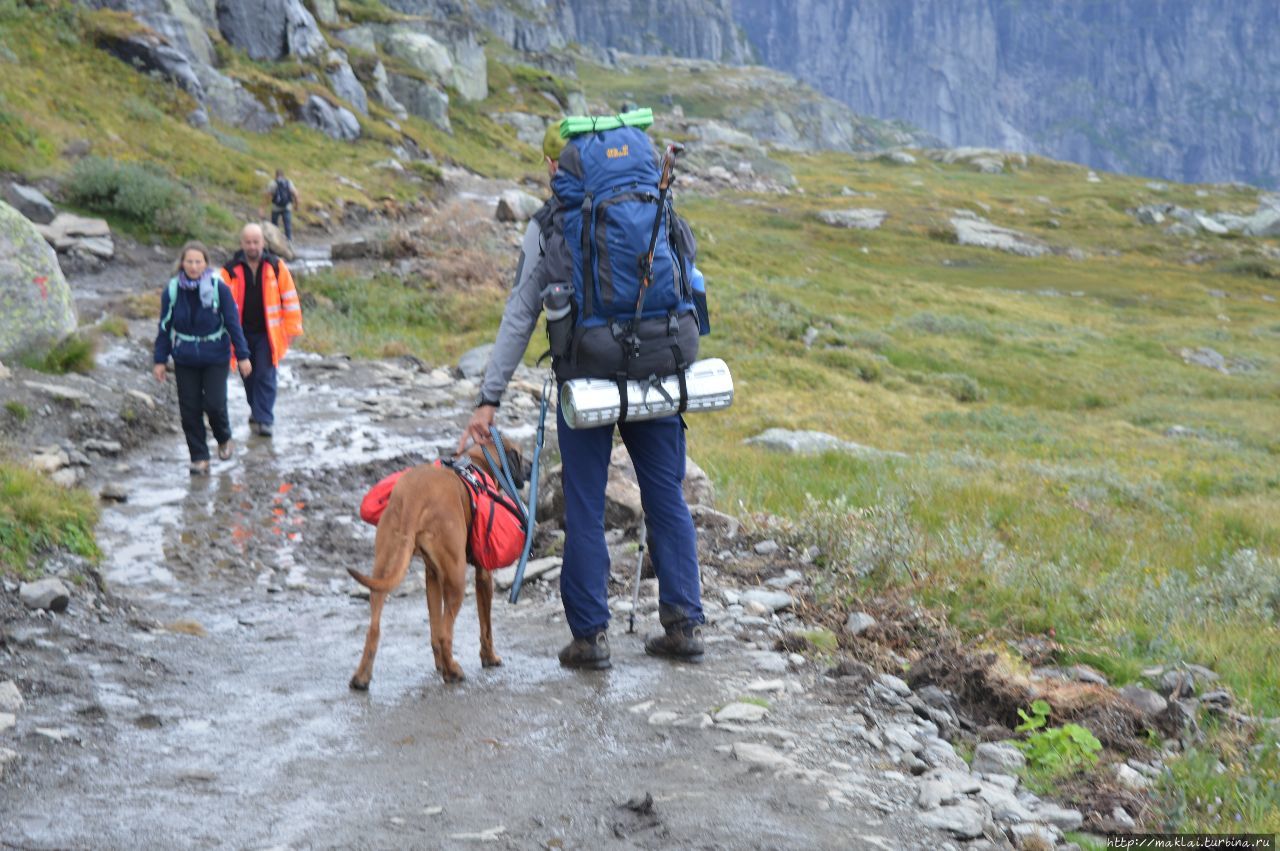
220,223,303,437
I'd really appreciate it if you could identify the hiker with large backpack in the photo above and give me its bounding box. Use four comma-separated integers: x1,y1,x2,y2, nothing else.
153,241,253,475
458,111,711,670
265,168,299,241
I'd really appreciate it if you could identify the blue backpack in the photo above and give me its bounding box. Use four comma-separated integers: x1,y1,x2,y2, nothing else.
549,126,701,398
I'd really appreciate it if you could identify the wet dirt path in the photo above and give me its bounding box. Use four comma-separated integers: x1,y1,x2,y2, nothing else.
3,249,948,849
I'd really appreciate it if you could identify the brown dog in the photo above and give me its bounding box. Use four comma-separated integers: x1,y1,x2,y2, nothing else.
347,444,525,690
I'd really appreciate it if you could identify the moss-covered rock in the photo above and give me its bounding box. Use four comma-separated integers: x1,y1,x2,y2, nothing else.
0,202,76,360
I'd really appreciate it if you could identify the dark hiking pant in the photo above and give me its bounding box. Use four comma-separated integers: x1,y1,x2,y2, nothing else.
556,405,704,639
241,331,277,426
271,207,293,241
175,363,231,462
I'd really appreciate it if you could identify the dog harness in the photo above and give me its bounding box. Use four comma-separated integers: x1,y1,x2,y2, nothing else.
358,459,527,572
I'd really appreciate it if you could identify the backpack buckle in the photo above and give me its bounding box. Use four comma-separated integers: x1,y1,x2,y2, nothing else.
666,312,679,336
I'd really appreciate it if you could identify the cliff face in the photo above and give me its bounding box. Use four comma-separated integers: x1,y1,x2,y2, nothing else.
730,0,1280,186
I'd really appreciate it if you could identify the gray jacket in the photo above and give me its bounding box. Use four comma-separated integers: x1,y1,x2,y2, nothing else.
478,200,569,404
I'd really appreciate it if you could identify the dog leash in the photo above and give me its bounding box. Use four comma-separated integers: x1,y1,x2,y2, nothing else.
507,371,554,604
481,428,527,524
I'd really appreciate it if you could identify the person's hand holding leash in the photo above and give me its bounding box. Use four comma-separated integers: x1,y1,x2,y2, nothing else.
458,404,497,454
237,359,253,379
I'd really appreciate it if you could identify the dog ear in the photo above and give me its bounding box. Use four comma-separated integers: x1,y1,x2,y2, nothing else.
505,447,525,489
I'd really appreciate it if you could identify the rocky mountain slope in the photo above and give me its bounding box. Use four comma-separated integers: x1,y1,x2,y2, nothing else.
729,0,1280,187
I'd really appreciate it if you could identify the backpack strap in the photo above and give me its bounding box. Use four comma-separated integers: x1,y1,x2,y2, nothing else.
166,278,227,346
579,193,594,321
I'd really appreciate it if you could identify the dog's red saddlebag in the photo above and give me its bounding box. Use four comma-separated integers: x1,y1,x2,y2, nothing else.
359,468,409,525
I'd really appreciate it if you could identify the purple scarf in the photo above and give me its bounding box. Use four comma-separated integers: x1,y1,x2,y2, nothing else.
178,268,217,310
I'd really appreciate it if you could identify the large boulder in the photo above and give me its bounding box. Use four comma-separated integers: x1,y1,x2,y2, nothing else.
387,74,450,132
258,221,295,260
4,184,55,225
818,208,887,230
384,29,454,81
215,0,324,62
495,190,543,223
0,201,77,359
95,29,204,99
369,61,408,119
300,95,361,141
325,51,369,116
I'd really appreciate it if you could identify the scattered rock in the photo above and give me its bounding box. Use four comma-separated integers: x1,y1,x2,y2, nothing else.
99,483,129,503
738,588,793,613
918,778,955,809
877,674,911,697
714,702,769,724
1178,347,1228,374
23,381,91,405
5,183,56,224
491,556,560,591
845,612,876,636
1035,803,1083,831
730,741,795,770
647,711,679,726
753,539,780,556
495,190,544,223
952,217,1049,257
1113,763,1151,791
919,802,985,839
1119,684,1168,718
458,344,493,380
817,208,888,230
881,151,917,165
83,439,123,456
744,428,904,458
0,713,14,733
34,212,113,258
0,681,23,713
19,577,71,612
971,741,1026,776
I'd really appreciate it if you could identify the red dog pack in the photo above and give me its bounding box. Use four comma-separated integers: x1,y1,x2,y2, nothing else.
358,461,526,571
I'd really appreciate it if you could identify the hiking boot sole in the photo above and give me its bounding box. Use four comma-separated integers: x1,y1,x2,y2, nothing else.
559,657,612,671
644,647,704,664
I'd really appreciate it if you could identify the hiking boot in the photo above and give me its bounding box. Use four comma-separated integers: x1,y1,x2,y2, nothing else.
257,423,273,438
188,460,210,476
218,440,233,461
558,631,611,670
644,621,705,664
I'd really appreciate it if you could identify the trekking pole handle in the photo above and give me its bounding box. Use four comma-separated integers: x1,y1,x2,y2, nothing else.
634,143,686,318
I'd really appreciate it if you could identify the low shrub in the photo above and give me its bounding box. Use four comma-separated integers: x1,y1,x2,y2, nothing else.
0,462,100,573
21,333,96,374
66,156,201,236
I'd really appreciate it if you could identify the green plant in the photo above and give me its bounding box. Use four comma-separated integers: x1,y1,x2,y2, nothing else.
97,316,129,337
21,333,96,374
1015,699,1103,775
66,156,201,236
4,400,28,421
0,462,100,574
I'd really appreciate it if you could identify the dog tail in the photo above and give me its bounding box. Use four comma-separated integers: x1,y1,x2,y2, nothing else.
349,503,416,593
347,567,401,592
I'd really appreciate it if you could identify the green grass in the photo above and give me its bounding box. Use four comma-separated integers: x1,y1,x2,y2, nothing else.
0,462,100,575
21,333,96,374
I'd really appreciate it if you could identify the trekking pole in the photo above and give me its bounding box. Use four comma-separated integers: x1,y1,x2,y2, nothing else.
632,143,685,328
508,372,554,605
627,515,647,634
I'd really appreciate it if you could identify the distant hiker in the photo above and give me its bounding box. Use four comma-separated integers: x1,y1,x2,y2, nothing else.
458,113,708,670
153,241,253,475
265,169,299,241
220,223,303,438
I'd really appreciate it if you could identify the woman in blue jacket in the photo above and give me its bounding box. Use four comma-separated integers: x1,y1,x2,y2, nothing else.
153,241,253,475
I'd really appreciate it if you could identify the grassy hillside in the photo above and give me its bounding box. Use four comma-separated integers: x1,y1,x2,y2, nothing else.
0,1,545,243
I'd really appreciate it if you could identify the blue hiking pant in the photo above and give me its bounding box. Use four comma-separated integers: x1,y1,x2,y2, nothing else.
241,331,278,426
271,207,293,241
556,405,703,639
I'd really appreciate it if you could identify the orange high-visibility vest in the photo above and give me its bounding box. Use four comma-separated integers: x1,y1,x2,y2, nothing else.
221,254,303,367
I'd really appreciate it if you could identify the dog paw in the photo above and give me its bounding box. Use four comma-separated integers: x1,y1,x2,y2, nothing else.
349,676,370,691
442,665,466,684
482,655,503,668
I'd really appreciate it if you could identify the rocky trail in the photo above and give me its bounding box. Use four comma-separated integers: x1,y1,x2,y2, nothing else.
0,206,1122,851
